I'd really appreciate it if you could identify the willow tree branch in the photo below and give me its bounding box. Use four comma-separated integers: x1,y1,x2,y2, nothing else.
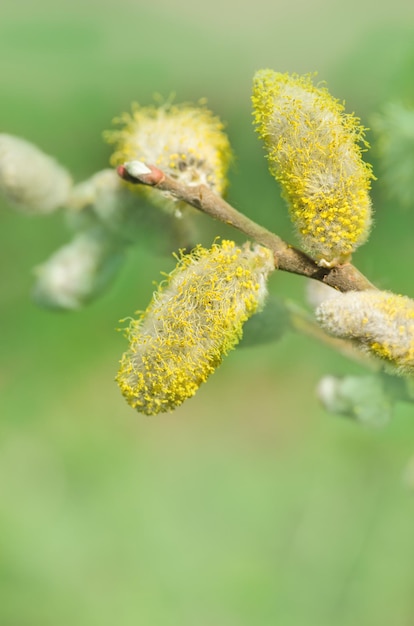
117,163,376,293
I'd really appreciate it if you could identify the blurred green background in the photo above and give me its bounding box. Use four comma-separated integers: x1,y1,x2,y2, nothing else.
2,1,414,624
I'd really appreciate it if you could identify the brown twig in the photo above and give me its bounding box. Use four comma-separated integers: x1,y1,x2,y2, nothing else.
117,163,376,293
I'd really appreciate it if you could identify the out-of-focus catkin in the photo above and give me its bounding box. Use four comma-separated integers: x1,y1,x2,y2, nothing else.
316,290,414,374
32,227,125,310
0,134,72,214
252,70,373,266
116,240,274,415
105,102,232,217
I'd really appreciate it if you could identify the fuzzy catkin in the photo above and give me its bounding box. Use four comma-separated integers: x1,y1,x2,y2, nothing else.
0,134,72,213
32,227,125,310
252,71,373,266
117,240,274,415
316,290,414,374
105,102,232,216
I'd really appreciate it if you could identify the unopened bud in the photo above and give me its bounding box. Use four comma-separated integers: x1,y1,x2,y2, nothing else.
124,161,152,177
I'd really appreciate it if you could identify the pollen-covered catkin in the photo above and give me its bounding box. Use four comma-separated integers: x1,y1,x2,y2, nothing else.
252,71,373,266
316,290,414,374
116,240,274,415
105,102,232,216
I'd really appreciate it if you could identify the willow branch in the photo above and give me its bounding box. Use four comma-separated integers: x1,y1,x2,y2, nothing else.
118,163,376,293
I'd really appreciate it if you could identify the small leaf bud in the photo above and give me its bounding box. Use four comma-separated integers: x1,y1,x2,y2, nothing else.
124,161,152,177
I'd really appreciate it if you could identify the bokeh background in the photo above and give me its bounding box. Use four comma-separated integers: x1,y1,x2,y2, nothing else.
2,1,414,624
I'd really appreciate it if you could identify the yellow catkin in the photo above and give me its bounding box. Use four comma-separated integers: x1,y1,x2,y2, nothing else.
316,290,414,374
252,70,374,266
116,240,274,415
105,102,232,216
